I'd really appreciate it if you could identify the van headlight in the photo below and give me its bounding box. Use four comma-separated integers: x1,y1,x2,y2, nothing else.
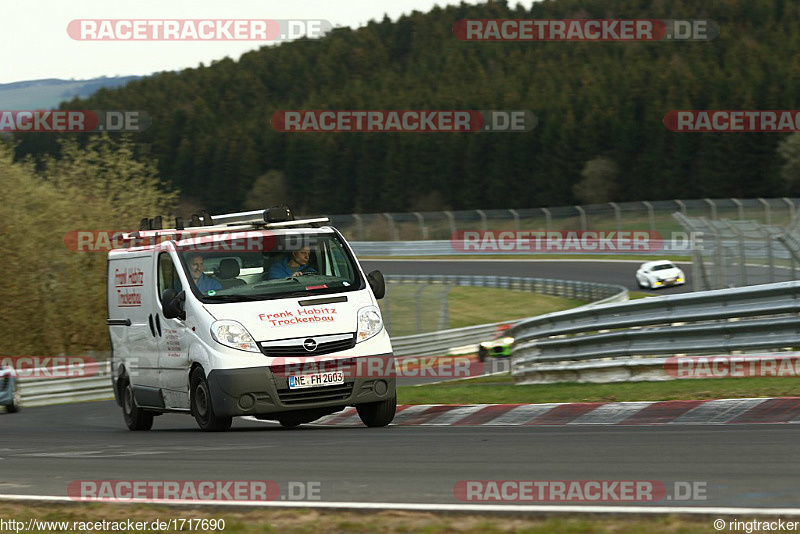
210,320,260,352
357,306,383,343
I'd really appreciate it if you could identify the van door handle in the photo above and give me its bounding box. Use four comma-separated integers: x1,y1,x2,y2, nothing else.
155,314,162,337
148,314,156,337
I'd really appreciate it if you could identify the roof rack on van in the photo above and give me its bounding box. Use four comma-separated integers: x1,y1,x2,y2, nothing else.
122,207,329,243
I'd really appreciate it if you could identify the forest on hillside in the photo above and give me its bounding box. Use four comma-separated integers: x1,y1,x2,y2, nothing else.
14,0,800,215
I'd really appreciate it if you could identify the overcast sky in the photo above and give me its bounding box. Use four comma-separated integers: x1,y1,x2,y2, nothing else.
0,0,521,84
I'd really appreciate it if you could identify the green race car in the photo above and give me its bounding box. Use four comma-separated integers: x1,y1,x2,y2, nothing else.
477,325,515,362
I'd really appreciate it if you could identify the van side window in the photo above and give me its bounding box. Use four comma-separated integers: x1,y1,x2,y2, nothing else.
157,253,181,303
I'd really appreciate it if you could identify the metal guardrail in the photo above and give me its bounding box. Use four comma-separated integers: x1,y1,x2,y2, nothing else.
17,362,114,407
351,240,694,256
325,198,800,242
15,276,626,407
511,280,800,384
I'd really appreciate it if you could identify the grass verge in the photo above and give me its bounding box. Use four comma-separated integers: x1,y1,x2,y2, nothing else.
0,502,747,533
380,285,587,336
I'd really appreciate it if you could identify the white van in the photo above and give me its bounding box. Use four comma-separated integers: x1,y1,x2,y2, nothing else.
107,208,395,431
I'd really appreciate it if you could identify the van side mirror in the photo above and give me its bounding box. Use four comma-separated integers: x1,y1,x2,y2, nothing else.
366,270,386,300
161,289,186,320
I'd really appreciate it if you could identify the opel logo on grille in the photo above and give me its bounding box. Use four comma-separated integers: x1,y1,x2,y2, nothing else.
303,338,318,352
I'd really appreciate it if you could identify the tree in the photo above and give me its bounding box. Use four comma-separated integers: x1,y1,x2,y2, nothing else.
244,170,289,210
0,135,178,355
573,156,619,204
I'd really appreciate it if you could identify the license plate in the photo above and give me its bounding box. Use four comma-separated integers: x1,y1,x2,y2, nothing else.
288,371,344,389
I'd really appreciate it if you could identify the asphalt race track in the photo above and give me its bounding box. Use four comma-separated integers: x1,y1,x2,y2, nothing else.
362,258,695,294
2,402,799,508
2,259,797,512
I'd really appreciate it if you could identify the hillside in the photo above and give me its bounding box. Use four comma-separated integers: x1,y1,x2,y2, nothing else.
13,0,800,214
0,76,141,110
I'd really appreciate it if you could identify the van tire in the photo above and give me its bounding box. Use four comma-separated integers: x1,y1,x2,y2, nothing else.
279,419,302,429
121,376,153,431
356,394,396,427
190,368,232,432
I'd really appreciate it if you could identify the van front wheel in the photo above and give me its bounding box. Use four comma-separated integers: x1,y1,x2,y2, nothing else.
356,394,396,427
190,368,232,432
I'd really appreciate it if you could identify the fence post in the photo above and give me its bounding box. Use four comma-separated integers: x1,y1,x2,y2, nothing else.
642,201,656,232
383,213,399,241
444,211,456,237
476,209,488,232
675,199,687,215
508,208,520,232
413,212,427,240
758,198,771,226
414,284,426,334
783,197,796,223
383,283,392,333
575,205,587,231
608,202,622,232
541,208,552,231
724,221,747,286
731,198,744,220
704,198,717,220
438,284,452,331
352,214,365,241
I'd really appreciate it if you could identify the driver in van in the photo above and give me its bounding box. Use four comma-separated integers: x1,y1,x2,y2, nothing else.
187,253,222,293
267,247,317,279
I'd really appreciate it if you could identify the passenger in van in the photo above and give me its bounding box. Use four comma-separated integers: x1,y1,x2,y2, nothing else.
187,253,222,293
267,247,317,279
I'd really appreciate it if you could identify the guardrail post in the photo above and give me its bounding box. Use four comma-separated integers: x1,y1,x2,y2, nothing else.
608,202,622,232
675,199,687,216
575,205,587,231
383,213,399,241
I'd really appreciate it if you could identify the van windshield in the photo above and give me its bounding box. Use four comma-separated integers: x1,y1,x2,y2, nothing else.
176,231,363,302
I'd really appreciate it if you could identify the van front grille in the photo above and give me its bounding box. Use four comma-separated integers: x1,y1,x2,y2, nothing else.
259,333,355,357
